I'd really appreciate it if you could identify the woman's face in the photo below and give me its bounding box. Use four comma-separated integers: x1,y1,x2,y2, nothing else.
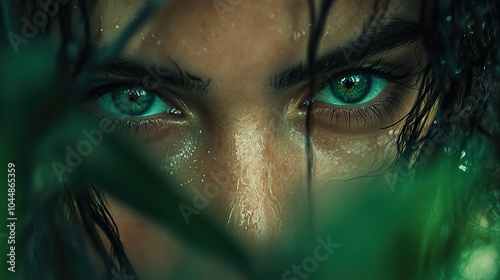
86,0,424,278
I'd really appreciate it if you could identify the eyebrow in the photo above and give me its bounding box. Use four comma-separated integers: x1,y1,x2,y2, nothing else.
92,19,419,96
271,18,421,91
96,56,211,95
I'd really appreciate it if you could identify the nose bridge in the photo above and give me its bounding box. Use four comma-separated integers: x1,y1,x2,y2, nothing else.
210,113,287,242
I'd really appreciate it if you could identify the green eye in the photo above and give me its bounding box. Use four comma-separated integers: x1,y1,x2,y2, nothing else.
96,87,181,117
315,73,388,106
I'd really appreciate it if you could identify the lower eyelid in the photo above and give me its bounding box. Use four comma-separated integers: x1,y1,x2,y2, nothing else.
82,111,186,138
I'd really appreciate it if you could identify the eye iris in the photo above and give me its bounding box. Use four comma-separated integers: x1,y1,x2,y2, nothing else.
330,74,372,103
111,89,154,116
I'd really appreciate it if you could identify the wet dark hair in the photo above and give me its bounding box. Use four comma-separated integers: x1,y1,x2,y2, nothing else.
1,0,499,279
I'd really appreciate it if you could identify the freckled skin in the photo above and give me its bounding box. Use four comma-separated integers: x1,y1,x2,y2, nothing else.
89,0,423,278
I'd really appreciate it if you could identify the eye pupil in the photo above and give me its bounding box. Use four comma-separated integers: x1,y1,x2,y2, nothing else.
112,88,154,116
331,74,372,103
343,78,356,89
128,93,140,102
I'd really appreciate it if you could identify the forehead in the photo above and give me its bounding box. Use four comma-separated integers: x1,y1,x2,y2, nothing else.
91,0,421,80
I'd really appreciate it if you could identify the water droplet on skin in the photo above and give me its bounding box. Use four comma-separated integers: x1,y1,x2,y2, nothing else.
208,150,211,154
100,28,103,32
115,25,119,29
199,129,203,134
446,16,452,22
157,40,161,45
179,178,194,187
170,108,182,115
151,33,155,38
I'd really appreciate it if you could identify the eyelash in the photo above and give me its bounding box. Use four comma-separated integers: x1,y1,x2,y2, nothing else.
310,60,416,128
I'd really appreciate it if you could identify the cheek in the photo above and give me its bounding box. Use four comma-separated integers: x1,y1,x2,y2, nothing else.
138,125,202,181
314,129,399,183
